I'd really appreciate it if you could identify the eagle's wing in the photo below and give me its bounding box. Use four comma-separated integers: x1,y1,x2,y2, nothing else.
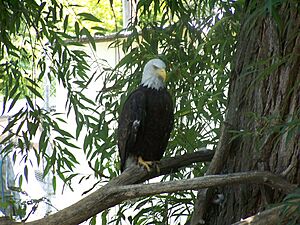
160,92,174,153
117,88,146,172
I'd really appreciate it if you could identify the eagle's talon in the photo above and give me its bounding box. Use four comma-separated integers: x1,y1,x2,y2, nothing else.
138,156,153,172
152,161,161,174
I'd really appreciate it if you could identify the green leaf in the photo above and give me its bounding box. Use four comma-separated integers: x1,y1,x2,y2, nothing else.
101,211,107,225
53,125,74,138
55,136,80,149
24,165,28,183
28,120,39,134
18,175,23,188
91,26,106,31
83,133,92,153
76,120,83,139
63,14,69,33
90,215,97,225
39,130,47,153
44,149,56,178
62,148,79,164
9,83,19,99
2,117,17,134
0,133,14,145
1,143,14,157
75,21,80,38
81,28,96,51
25,95,34,110
99,123,108,140
8,92,21,112
78,13,102,23
52,176,56,193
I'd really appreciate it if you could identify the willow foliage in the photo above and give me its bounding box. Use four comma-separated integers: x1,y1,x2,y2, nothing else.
0,0,241,223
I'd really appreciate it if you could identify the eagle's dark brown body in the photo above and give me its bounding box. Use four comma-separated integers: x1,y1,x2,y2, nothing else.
118,86,174,172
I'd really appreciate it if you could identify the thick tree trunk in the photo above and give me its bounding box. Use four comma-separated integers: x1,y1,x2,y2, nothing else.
203,1,300,224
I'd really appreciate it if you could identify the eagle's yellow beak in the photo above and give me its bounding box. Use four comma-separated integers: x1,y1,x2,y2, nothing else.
157,68,167,81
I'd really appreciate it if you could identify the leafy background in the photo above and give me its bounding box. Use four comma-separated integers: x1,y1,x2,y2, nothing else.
0,0,241,224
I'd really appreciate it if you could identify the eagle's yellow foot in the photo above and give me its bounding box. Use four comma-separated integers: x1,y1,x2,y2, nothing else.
138,156,153,172
153,161,161,174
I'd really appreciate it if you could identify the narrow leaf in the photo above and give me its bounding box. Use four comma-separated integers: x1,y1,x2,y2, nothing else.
63,14,69,33
78,13,102,23
81,28,96,50
24,165,28,183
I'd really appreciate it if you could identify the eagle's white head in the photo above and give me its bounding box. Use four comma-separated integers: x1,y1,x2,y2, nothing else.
141,58,167,90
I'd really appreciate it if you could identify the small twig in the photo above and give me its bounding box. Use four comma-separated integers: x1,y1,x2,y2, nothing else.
88,161,110,179
82,180,101,195
22,202,39,222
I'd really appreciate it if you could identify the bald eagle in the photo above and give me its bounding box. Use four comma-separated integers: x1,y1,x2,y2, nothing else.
118,59,174,172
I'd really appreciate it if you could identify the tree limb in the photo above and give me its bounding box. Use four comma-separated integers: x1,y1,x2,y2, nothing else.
232,197,300,225
109,148,214,186
2,148,296,225
2,171,297,225
1,149,214,225
2,170,297,225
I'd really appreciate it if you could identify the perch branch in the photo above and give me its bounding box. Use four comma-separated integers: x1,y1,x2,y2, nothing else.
1,149,214,225
109,148,214,186
1,170,296,225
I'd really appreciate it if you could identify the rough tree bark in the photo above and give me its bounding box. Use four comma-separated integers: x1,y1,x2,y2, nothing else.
192,1,300,225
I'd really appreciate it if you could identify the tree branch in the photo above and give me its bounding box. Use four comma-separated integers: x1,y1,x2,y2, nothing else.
2,171,297,225
232,197,300,225
112,148,215,185
2,148,296,225
2,149,214,225
3,171,297,225
117,172,296,197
